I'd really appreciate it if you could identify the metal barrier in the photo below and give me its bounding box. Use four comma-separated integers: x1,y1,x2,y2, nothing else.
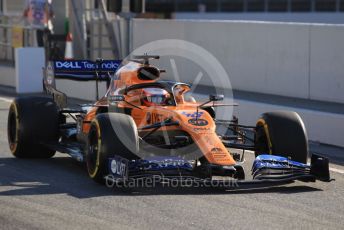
0,0,122,62
0,14,39,63
69,0,122,59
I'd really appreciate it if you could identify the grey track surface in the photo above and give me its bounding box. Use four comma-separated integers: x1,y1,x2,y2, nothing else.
0,95,344,230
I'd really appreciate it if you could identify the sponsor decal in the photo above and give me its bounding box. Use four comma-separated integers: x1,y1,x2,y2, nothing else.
108,95,124,102
146,112,151,123
109,156,128,179
188,118,208,126
193,127,210,131
211,147,227,158
55,61,82,69
211,147,222,152
54,60,121,72
146,112,164,124
181,111,204,118
140,156,193,171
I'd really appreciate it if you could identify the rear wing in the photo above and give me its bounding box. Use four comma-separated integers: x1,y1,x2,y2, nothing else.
45,60,122,81
43,60,122,108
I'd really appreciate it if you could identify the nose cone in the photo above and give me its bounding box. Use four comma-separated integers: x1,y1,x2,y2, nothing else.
193,133,236,166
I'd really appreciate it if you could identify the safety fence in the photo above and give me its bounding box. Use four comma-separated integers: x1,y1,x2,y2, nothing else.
0,14,38,63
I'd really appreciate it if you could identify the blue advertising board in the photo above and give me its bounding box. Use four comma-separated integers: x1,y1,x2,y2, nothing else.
53,60,122,72
51,60,122,81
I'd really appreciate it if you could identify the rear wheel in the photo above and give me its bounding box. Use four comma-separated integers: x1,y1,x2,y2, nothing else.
7,97,59,158
254,111,308,163
86,113,139,183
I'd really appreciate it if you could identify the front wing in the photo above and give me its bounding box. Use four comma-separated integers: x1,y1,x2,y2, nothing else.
105,153,331,189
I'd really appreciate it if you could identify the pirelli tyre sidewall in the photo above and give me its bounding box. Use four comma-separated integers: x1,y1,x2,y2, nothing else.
86,113,139,183
7,97,59,158
255,111,309,164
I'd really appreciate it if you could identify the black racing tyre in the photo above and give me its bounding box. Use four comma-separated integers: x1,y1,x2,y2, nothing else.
7,97,59,158
254,111,308,164
86,113,139,183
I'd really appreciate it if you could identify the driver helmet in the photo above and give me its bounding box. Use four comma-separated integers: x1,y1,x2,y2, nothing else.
141,88,170,106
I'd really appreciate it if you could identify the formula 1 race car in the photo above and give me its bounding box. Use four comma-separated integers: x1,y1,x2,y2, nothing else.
7,55,331,188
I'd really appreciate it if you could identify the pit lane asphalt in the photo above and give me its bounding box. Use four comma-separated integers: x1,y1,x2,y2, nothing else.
0,95,343,230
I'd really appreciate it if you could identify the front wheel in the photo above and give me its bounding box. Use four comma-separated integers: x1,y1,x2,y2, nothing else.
86,113,139,183
255,111,309,164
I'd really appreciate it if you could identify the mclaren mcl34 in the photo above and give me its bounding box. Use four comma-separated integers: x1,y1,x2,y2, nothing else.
7,56,331,188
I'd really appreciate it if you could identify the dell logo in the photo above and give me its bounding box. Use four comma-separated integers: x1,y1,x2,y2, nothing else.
55,61,82,69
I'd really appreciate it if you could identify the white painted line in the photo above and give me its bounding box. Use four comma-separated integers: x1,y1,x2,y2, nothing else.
0,96,13,103
329,167,344,175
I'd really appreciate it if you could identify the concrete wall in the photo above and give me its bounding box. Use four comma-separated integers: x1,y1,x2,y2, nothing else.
310,25,344,103
132,19,344,104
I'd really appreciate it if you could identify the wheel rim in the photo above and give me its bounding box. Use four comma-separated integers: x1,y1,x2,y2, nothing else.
8,108,18,151
87,126,100,177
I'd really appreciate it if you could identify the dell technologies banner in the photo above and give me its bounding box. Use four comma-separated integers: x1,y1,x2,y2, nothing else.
53,60,122,73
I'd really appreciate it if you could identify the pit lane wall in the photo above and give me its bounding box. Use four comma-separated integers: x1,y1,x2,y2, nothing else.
132,19,344,104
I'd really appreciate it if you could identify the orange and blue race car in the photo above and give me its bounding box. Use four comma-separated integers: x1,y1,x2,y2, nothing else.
7,55,331,188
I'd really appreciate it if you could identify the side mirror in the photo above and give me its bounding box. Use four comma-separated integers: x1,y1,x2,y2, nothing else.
209,94,224,102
